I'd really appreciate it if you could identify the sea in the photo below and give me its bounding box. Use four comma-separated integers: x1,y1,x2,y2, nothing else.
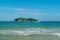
0,21,60,40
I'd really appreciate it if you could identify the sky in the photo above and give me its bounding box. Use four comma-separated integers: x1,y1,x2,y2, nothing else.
0,0,60,21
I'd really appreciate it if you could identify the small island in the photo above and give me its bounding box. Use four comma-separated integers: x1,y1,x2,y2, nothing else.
14,17,38,22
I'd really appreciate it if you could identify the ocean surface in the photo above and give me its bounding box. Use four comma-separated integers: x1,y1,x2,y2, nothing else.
0,21,60,40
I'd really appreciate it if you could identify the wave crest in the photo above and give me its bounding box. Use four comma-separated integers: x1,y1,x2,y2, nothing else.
0,28,60,36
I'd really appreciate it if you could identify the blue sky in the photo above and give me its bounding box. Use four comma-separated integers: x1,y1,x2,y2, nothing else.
0,0,60,21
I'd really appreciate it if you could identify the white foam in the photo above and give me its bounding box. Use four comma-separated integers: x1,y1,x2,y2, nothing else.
52,33,60,36
0,28,60,36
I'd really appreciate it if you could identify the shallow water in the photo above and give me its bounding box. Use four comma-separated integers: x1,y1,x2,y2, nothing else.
0,35,60,40
0,21,60,40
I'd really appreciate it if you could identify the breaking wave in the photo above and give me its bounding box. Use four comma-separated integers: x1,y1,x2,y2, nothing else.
0,27,60,36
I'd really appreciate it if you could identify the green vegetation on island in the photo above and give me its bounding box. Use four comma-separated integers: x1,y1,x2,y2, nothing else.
14,17,38,22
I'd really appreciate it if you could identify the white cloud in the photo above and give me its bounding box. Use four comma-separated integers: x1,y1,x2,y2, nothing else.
1,7,60,21
0,7,44,15
0,7,46,21
15,8,44,15
16,8,28,11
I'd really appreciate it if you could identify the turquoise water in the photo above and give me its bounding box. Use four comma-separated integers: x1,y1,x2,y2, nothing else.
0,21,60,40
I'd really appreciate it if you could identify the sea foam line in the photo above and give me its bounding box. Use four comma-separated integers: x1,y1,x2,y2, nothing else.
0,28,60,36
